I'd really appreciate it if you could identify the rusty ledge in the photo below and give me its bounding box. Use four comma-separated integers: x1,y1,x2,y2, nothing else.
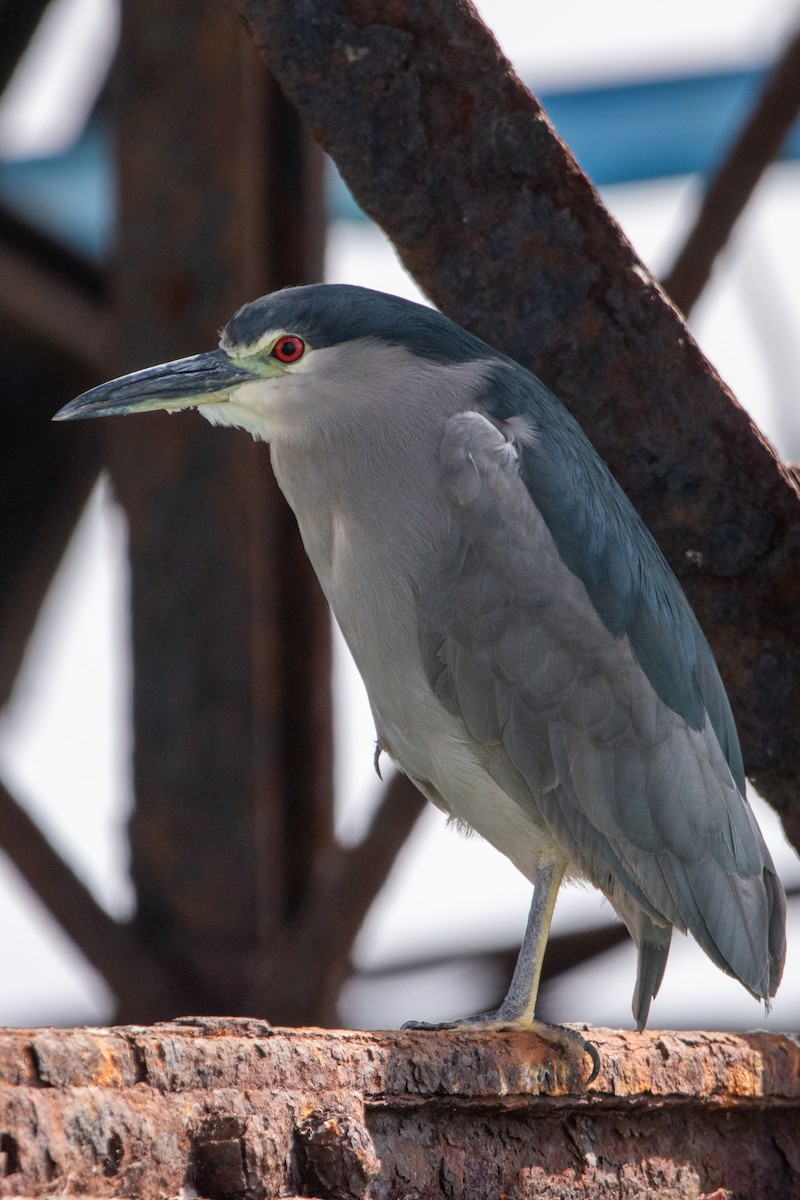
0,1022,797,1109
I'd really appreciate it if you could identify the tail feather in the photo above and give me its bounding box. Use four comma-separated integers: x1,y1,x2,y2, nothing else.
632,917,672,1030
765,866,787,998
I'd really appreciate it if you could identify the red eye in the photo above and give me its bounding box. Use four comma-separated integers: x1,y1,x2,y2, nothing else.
272,335,305,363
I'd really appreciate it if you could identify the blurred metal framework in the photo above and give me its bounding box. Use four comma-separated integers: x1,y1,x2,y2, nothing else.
0,0,797,1027
0,0,426,1027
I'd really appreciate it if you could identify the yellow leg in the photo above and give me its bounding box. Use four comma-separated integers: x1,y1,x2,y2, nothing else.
402,850,600,1082
403,849,567,1028
496,850,566,1024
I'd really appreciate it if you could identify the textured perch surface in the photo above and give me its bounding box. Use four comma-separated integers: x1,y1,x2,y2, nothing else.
0,1020,798,1198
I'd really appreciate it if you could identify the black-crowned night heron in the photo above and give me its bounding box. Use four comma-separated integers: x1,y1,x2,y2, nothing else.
56,283,786,1049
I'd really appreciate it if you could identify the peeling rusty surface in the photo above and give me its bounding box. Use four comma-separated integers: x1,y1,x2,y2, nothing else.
0,1022,797,1197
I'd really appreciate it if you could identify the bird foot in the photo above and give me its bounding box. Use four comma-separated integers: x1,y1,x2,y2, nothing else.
402,1012,600,1084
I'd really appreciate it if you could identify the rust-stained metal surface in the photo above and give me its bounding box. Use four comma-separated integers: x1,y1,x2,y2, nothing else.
110,1,333,1023
663,24,800,318
0,1020,797,1197
231,0,800,849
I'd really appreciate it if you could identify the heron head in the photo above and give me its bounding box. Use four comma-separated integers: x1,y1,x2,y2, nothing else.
54,292,328,442
54,284,499,441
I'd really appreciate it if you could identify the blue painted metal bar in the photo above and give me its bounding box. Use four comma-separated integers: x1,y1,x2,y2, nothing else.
545,67,800,185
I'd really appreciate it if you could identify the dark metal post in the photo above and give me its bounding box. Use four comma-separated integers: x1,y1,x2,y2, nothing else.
111,1,331,1019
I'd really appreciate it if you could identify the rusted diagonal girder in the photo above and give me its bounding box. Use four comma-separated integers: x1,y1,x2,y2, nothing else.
0,0,54,96
229,0,800,850
245,771,426,1024
0,207,111,695
0,206,111,374
0,309,106,710
0,780,194,1019
664,22,800,317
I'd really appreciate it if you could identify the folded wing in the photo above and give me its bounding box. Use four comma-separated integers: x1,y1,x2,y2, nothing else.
419,398,785,1020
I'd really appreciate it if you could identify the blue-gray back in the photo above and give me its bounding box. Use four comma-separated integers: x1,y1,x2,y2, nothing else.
480,363,745,793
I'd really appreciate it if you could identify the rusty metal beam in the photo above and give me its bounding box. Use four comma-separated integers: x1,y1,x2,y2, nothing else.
110,2,332,1019
664,22,800,316
0,780,193,1020
0,0,53,96
246,771,427,1024
0,320,102,708
0,1021,797,1196
0,206,110,374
